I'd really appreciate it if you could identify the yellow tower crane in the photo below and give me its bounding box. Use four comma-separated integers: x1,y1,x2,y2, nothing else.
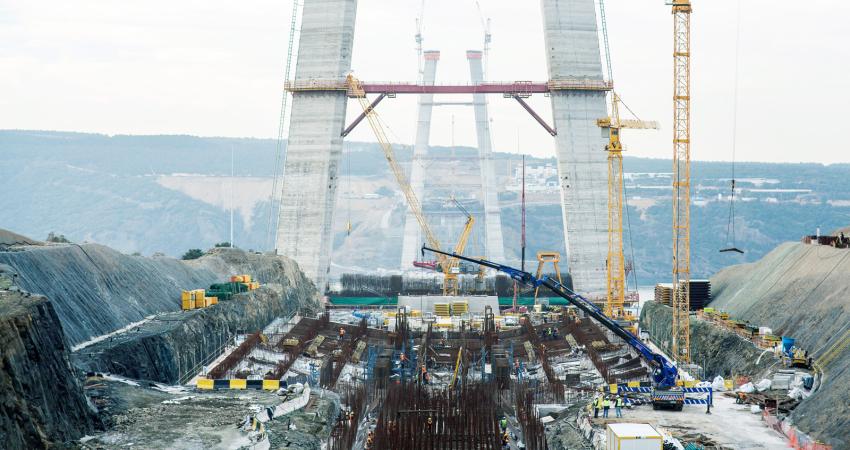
669,0,693,364
347,74,471,295
598,95,658,319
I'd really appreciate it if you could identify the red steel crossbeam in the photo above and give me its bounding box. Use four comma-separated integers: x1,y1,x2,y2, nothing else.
355,82,549,95
340,83,561,137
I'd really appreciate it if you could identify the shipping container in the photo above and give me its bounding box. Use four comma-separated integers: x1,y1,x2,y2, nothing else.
605,423,663,450
181,298,194,310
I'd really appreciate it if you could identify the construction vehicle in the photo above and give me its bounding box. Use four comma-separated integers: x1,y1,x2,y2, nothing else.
347,74,475,295
422,246,686,410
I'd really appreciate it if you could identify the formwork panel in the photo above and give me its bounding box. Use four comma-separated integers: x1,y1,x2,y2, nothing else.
541,0,609,296
276,0,358,291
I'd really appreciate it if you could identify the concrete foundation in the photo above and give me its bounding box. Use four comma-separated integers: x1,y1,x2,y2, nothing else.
540,0,610,297
275,0,359,291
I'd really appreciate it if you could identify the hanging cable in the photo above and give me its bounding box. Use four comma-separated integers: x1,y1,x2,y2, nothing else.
721,0,744,254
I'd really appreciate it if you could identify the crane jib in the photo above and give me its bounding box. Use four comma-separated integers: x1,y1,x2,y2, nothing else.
420,245,679,389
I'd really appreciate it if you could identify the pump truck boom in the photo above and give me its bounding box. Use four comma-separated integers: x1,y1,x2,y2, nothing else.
421,246,685,406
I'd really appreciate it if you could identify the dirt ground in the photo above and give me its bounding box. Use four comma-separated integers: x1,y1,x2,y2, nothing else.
597,395,792,450
79,378,335,450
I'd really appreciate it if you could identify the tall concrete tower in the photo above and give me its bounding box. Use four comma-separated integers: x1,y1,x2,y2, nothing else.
467,50,506,262
399,50,440,269
275,0,358,292
540,0,610,297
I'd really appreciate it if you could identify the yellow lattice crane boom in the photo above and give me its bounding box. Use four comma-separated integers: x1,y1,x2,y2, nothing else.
598,93,658,319
443,199,476,295
348,74,473,294
347,75,445,262
670,0,693,364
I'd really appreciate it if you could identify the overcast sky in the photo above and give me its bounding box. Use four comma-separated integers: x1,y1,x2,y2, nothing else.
2,0,849,163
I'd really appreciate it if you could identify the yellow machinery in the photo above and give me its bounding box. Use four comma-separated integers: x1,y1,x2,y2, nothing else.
442,199,475,295
533,251,563,303
670,0,693,364
597,94,658,319
347,74,473,295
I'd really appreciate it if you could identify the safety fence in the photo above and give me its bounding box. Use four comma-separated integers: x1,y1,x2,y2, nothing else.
196,378,282,390
762,408,832,450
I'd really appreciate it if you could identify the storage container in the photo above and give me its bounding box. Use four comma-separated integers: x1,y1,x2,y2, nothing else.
605,423,662,450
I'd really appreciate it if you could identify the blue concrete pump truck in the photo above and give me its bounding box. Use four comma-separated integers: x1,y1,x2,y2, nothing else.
422,246,686,410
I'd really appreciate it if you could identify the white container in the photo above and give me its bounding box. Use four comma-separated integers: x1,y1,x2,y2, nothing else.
606,423,663,450
759,327,773,335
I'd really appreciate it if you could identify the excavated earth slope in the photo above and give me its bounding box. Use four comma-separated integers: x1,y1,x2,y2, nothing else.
0,244,218,347
0,244,319,348
640,301,780,380
0,291,99,448
709,242,850,447
74,286,311,384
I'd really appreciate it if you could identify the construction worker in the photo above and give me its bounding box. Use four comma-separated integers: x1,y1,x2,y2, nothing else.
502,431,510,448
615,395,624,418
499,416,508,431
338,327,346,341
592,395,601,418
603,396,611,418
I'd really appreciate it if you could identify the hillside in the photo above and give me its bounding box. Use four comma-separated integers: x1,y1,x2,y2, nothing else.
709,242,850,447
3,130,850,284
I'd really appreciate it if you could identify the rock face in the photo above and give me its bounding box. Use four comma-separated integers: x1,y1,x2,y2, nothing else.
0,245,320,349
0,244,219,347
708,242,850,448
75,286,313,384
0,291,99,449
640,301,779,379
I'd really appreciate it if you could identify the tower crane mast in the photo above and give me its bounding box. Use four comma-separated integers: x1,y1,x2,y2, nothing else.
596,0,658,319
670,0,693,364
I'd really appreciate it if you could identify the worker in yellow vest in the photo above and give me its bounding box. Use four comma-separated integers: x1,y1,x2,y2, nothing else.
592,395,601,418
602,396,611,418
615,395,624,418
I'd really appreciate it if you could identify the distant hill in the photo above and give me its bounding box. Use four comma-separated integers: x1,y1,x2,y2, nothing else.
2,130,849,287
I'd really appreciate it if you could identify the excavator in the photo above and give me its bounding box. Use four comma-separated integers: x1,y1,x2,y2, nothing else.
421,245,687,410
